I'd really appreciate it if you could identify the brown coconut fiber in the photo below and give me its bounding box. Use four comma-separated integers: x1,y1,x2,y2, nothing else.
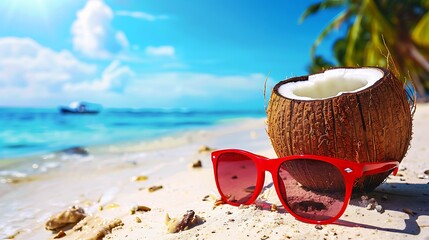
267,67,413,192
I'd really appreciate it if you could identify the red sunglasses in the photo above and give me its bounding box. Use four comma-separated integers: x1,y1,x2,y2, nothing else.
211,149,399,224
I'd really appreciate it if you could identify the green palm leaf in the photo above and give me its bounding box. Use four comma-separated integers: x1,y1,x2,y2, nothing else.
301,0,429,97
344,8,363,66
310,9,352,58
299,0,346,23
412,12,429,47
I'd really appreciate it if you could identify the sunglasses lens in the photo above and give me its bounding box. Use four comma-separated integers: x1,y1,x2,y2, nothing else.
278,159,346,222
217,152,257,204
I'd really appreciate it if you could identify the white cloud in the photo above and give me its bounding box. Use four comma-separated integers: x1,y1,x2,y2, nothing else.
63,60,134,92
145,46,175,57
121,72,267,109
0,37,267,109
115,31,129,49
129,72,265,96
0,37,96,91
71,0,129,58
115,10,168,21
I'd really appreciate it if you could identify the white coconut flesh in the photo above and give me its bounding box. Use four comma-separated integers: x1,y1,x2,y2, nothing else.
278,68,384,100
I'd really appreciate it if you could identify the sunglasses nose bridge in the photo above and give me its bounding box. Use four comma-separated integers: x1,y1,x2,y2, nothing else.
258,158,278,174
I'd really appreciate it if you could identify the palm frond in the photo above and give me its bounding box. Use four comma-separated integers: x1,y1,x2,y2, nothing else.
299,0,346,23
412,11,429,48
310,10,351,58
365,0,396,40
344,9,363,66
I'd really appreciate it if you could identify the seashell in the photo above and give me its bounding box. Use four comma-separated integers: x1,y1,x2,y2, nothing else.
45,206,86,231
165,210,205,233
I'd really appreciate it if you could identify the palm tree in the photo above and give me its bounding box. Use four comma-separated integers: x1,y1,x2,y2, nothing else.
301,0,429,100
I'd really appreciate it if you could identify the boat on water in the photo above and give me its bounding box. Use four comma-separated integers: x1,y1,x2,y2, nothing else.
59,101,102,114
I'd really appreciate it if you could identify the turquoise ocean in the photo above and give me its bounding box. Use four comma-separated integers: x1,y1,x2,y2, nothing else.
0,107,265,160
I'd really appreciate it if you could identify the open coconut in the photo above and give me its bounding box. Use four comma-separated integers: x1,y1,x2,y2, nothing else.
267,67,413,192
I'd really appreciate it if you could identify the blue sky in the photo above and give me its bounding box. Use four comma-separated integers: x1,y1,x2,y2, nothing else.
0,0,342,110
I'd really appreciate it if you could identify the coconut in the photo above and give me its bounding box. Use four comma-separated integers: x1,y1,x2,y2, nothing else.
267,67,413,192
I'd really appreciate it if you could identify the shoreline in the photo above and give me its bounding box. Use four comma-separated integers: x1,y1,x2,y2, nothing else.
0,107,265,161
0,117,265,184
0,117,273,239
1,104,429,239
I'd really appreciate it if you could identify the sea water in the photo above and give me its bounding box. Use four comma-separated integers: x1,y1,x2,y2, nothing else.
0,107,265,159
0,107,266,183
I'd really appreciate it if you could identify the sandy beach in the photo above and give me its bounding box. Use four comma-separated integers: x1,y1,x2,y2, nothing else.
1,104,429,240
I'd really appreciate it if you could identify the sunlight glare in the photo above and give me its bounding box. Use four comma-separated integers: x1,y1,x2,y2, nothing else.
2,0,56,19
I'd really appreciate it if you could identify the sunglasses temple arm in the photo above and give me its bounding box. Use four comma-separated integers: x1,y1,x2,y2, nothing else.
362,161,399,176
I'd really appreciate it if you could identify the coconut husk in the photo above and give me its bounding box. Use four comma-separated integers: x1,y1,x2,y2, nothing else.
267,67,413,192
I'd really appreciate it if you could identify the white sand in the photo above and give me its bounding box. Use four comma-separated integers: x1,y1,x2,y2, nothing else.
1,104,429,240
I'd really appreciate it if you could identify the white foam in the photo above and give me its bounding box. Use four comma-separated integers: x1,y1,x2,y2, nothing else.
0,170,27,178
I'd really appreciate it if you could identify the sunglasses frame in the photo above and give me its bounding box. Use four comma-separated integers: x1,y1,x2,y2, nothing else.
211,149,399,224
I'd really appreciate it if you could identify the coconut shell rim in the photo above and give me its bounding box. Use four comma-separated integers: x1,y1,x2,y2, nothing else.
272,66,391,102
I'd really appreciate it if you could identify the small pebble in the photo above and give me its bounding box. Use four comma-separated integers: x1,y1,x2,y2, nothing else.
148,185,163,192
270,204,277,212
366,203,376,210
137,205,151,212
424,170,429,175
359,195,369,207
361,195,369,201
418,174,428,179
53,230,66,239
198,145,215,153
213,199,225,208
315,224,323,230
136,217,142,223
261,235,269,240
202,194,216,202
104,203,120,210
131,175,148,182
130,205,151,215
192,160,202,168
403,208,417,216
375,205,384,213
238,204,249,209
